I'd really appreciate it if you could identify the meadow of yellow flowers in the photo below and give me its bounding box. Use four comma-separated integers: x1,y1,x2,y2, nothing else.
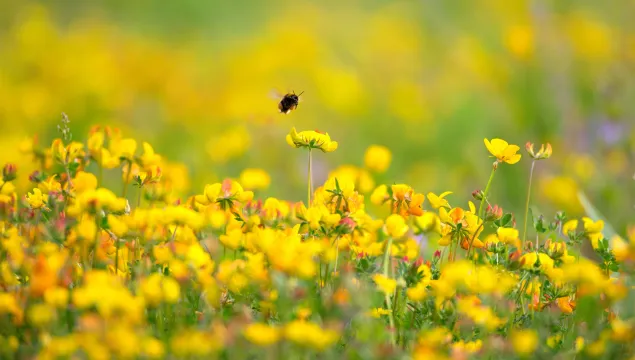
1,1,635,359
0,118,633,359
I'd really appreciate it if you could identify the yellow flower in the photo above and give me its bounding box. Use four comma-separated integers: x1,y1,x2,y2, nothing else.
243,323,280,346
385,214,408,238
427,191,452,209
562,219,579,236
27,303,55,328
372,274,397,294
27,188,46,209
368,307,392,318
484,138,521,164
73,171,98,194
286,127,338,152
511,329,538,356
520,252,554,274
582,217,604,233
415,212,441,234
139,142,162,167
364,145,391,173
284,320,339,351
110,138,137,161
370,184,389,205
239,168,271,190
141,274,181,306
497,227,520,246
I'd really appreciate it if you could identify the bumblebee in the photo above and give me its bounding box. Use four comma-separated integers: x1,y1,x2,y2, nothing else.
278,91,304,114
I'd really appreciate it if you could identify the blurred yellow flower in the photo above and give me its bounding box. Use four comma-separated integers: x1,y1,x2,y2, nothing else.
26,188,45,209
243,323,280,346
505,24,534,59
510,329,538,356
284,320,339,351
239,168,271,190
385,214,409,238
484,138,521,165
368,307,392,318
373,274,397,294
364,145,392,173
286,127,338,152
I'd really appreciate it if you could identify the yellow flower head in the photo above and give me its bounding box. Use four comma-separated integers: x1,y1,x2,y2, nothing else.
372,274,397,295
364,145,392,173
385,214,409,238
484,138,521,165
286,127,338,152
427,191,452,209
27,188,46,209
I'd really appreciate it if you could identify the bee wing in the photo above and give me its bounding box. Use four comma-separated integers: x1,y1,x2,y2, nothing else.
269,88,284,101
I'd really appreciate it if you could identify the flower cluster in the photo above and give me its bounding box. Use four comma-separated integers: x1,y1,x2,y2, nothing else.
0,125,633,360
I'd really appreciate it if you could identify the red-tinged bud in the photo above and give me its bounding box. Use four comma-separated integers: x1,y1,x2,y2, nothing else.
472,190,484,201
402,256,409,263
509,249,521,262
434,250,442,258
2,164,17,182
485,204,503,221
338,217,356,234
525,241,534,251
414,257,424,268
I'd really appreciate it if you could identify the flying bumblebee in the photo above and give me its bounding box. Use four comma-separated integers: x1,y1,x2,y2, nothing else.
277,91,304,114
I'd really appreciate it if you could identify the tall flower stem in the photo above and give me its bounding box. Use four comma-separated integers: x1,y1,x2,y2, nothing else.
333,236,340,274
522,160,536,248
122,160,132,199
382,237,396,346
307,149,313,206
478,165,497,221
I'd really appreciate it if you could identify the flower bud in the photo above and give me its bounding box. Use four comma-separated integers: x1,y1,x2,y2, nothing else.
485,204,503,221
338,217,356,234
472,190,484,201
526,142,552,160
2,164,17,182
525,241,534,251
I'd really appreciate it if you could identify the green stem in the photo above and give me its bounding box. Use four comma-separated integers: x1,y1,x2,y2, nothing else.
466,223,485,260
92,215,100,269
522,161,536,248
478,165,497,221
114,234,120,276
137,186,143,208
98,151,103,187
334,238,340,277
122,160,132,199
382,237,396,346
307,149,313,207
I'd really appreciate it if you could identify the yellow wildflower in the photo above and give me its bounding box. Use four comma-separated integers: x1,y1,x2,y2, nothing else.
286,127,338,152
427,191,452,209
484,138,521,164
26,188,46,209
385,214,408,238
372,274,397,294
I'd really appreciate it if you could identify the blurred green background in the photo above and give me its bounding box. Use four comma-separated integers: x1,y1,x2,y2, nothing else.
1,1,633,231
